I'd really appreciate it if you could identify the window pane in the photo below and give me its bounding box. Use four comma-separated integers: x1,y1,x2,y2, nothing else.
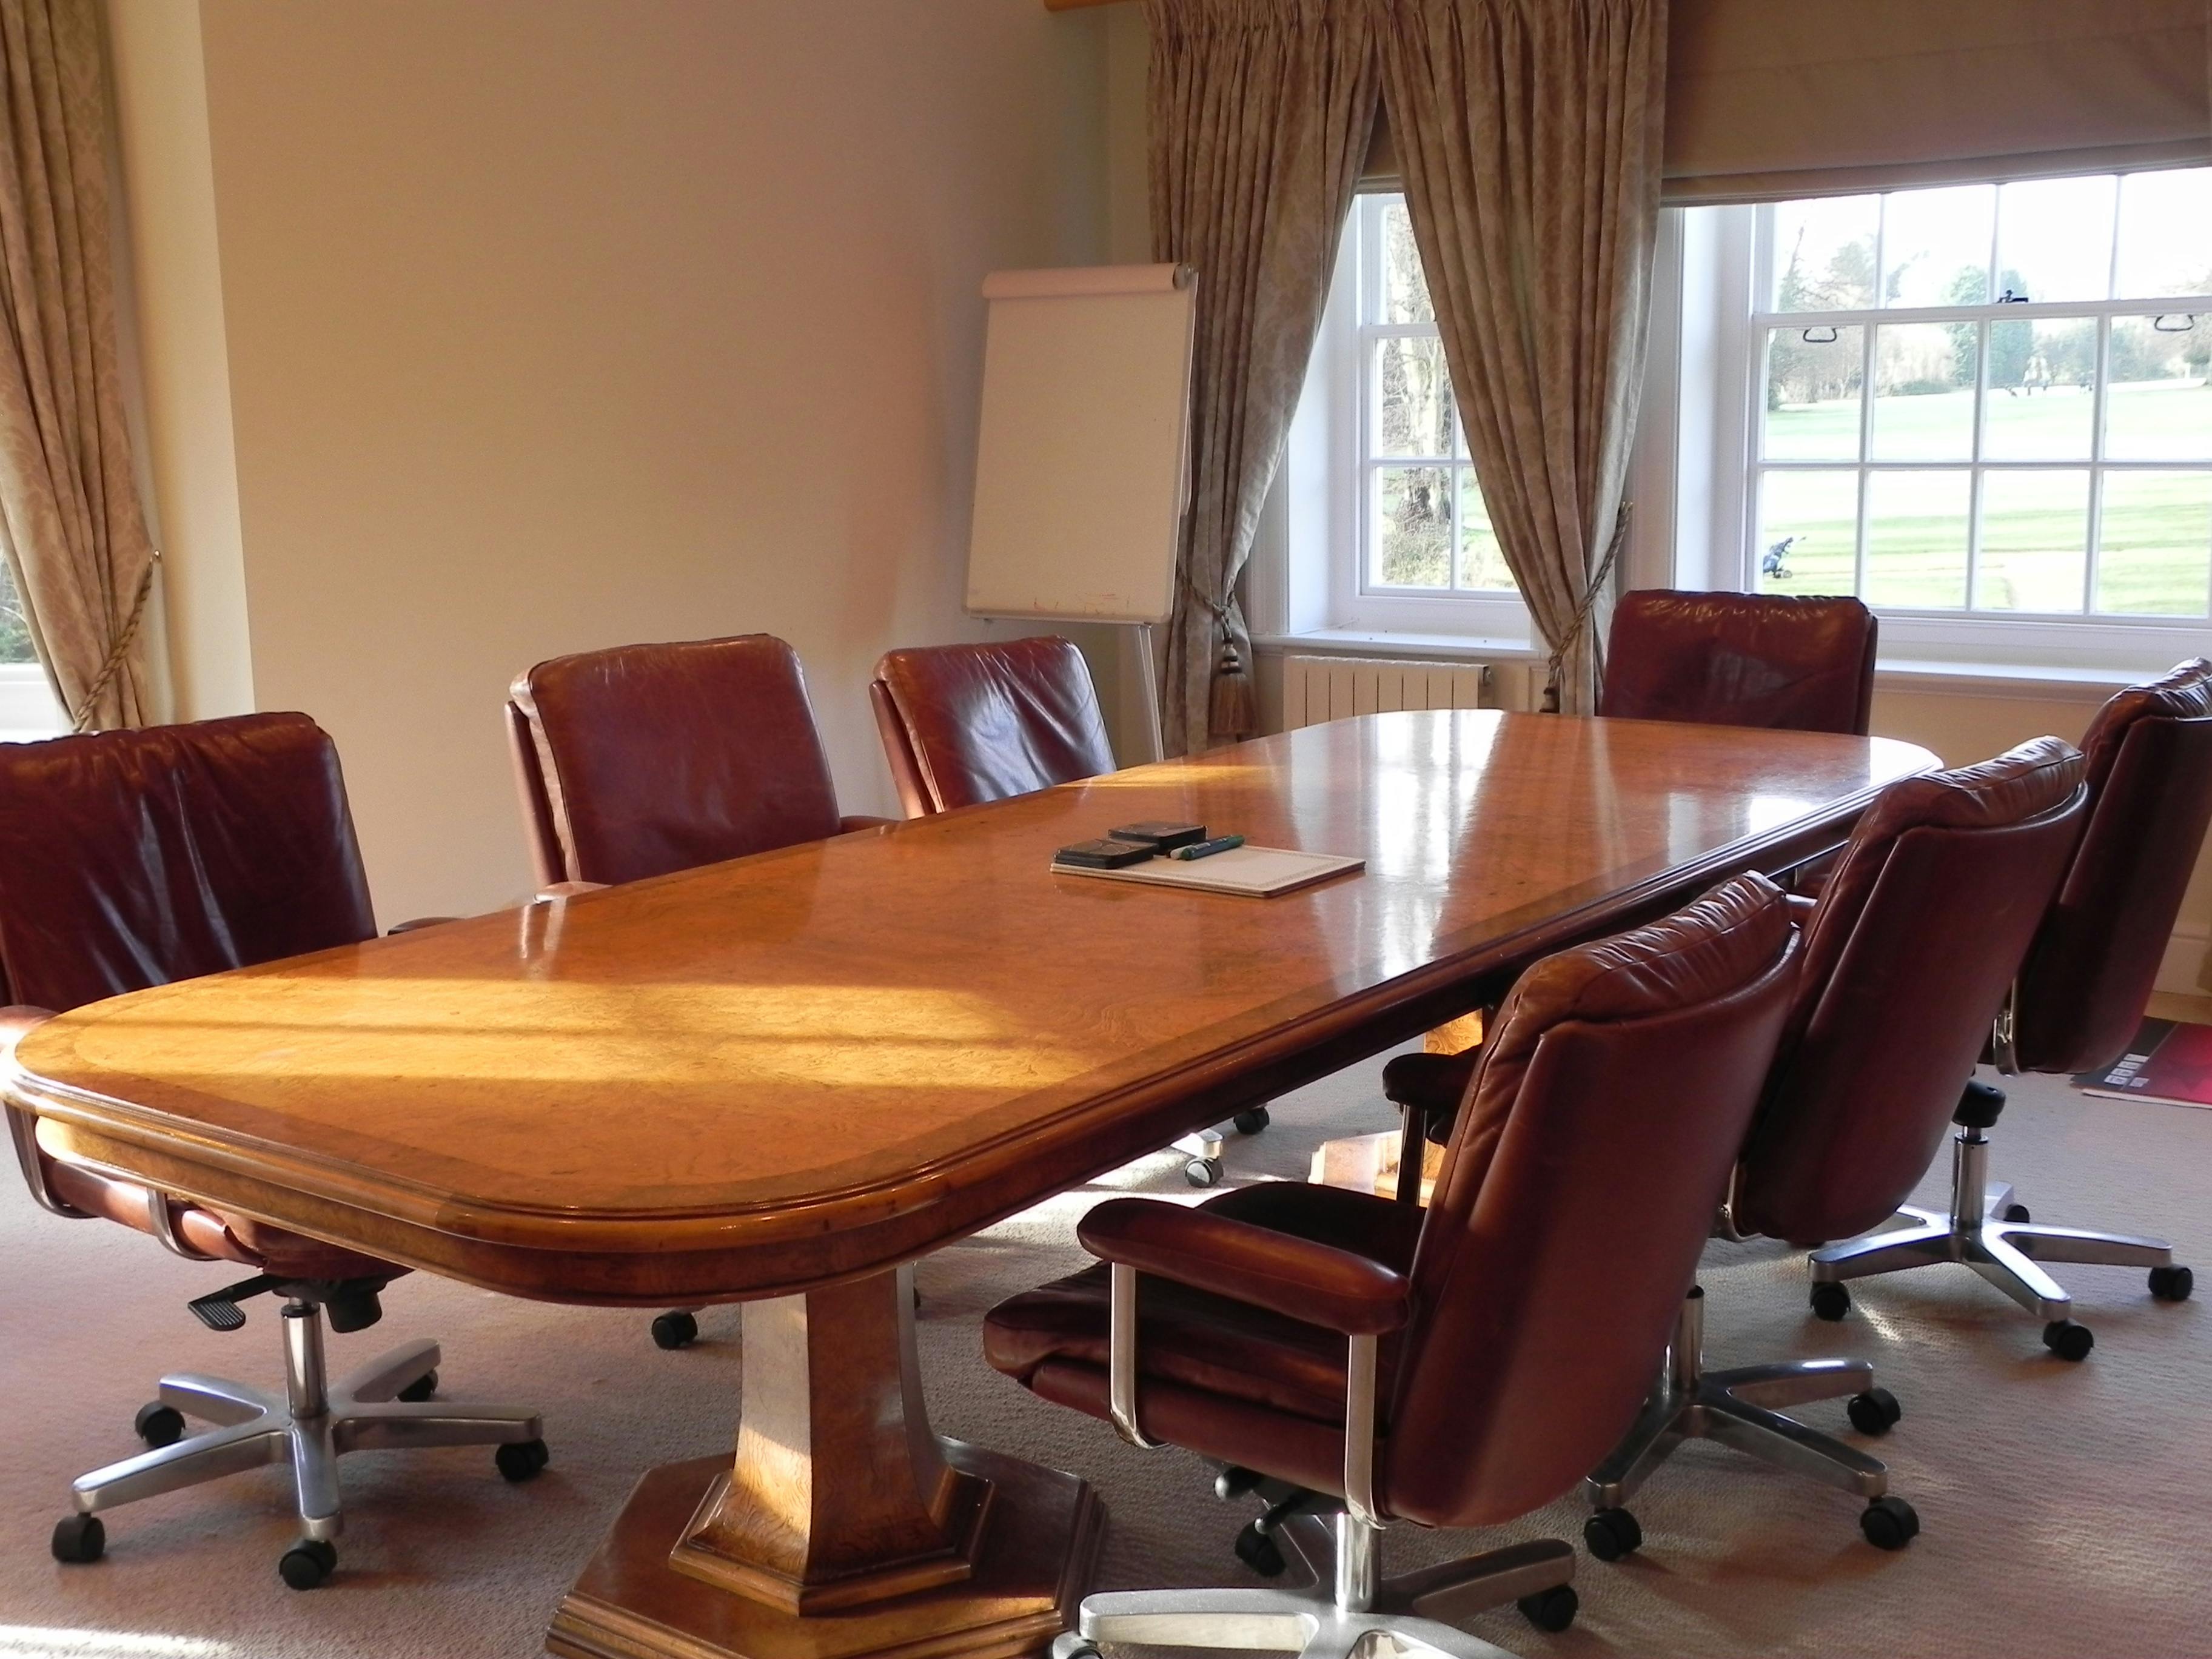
2106,316,2212,460
1994,176,2116,304
1456,469,1512,592
1378,201,1434,324
2116,169,2212,299
1373,337,1454,458
0,559,32,663
1370,464,1452,588
1755,469,1858,595
1770,195,1879,310
1882,184,1995,307
1763,326,1863,460
1982,320,2097,460
2097,471,2212,616
1871,323,1974,460
1979,471,2088,612
1865,470,1969,608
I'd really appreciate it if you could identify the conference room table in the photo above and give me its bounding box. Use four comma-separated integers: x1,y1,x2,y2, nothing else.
7,709,1936,1659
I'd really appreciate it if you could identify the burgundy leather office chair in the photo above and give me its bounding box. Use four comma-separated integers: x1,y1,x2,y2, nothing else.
1381,590,1879,1161
1598,589,1878,732
1581,739,2085,1560
869,635,1117,818
508,634,890,1348
507,632,889,890
871,635,1261,1182
1805,661,2211,1353
0,714,545,1589
986,874,1801,1659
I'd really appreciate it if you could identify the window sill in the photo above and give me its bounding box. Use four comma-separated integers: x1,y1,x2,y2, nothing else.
1252,629,1542,663
1872,659,2149,700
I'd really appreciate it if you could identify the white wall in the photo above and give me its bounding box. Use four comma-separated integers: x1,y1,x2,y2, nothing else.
111,0,1114,922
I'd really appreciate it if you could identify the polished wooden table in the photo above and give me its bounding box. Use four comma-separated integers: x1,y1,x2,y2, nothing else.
7,712,1934,1659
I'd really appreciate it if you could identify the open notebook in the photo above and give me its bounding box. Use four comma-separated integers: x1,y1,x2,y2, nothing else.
1050,843,1364,898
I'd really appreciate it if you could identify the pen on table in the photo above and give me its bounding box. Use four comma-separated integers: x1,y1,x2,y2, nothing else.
1171,833,1245,860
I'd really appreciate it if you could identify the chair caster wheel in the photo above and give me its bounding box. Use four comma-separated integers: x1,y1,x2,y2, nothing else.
2150,1265,2193,1302
1583,1506,1641,1561
1050,1636,1101,1659
1233,1519,1287,1578
50,1513,104,1564
135,1401,186,1448
278,1538,337,1589
397,1369,438,1403
1859,1495,1919,1550
496,1438,551,1482
2043,1319,2094,1361
1809,1281,1851,1321
2001,1202,2031,1223
1185,1158,1222,1188
1847,1387,1902,1435
1517,1584,1578,1634
1233,1107,1270,1135
651,1311,700,1350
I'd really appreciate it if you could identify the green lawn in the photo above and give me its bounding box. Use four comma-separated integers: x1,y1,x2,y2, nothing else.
1759,378,2212,614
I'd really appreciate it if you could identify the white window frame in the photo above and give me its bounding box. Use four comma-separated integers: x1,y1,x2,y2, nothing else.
1699,184,2212,672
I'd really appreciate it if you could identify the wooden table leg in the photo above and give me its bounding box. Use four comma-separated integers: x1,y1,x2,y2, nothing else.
549,1267,1104,1659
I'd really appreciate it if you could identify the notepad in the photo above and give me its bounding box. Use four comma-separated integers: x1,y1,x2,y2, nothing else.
1050,843,1364,898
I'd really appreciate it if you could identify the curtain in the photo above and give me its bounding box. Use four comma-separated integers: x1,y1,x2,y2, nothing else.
1372,0,1666,714
1147,0,1379,754
0,0,156,731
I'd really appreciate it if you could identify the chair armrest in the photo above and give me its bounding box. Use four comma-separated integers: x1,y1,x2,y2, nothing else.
1785,893,1817,927
387,916,462,934
839,814,897,833
1078,1197,1411,1337
532,880,609,902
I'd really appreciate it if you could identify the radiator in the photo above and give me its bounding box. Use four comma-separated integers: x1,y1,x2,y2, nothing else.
1280,654,1543,729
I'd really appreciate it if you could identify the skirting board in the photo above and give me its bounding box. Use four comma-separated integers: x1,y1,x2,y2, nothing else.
2159,925,2210,997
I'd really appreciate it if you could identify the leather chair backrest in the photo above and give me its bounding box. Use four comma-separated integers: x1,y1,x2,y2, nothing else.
1382,873,1801,1529
871,636,1114,816
2012,659,2212,1075
1734,740,2086,1245
0,712,377,1012
1600,590,1877,734
508,634,843,886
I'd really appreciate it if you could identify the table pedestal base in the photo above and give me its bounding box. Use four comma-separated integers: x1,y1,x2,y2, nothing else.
550,1443,1101,1659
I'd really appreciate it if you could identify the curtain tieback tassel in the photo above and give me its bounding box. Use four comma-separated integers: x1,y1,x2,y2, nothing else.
1209,635,1257,741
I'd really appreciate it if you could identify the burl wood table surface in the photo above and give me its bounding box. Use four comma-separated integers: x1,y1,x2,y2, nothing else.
6,712,1936,1659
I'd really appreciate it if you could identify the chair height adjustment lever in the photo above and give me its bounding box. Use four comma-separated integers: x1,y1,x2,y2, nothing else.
187,1273,279,1332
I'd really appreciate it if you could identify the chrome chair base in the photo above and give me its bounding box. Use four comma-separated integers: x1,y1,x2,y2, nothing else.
1810,1124,2174,1324
1062,1510,1572,1659
1584,1287,1904,1549
70,1301,543,1548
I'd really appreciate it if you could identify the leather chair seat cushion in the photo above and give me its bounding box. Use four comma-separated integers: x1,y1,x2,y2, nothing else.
41,1154,401,1284
984,1181,1424,1426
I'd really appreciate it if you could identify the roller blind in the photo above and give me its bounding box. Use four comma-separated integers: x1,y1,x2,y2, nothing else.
1663,0,2211,204
1359,2,2211,201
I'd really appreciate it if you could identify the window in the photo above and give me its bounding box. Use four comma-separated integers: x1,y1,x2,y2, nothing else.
1353,195,1514,601
1743,171,2212,634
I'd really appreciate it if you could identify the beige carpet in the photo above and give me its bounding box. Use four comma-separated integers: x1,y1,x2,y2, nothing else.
1,1051,2205,1659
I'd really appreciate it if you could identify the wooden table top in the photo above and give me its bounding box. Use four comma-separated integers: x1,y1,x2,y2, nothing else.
9,712,1935,1304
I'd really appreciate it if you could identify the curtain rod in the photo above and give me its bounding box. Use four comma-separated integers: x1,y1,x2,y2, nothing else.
1044,0,1131,10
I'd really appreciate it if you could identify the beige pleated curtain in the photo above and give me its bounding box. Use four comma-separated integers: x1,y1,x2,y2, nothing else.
1372,0,1665,715
1145,0,1378,754
0,0,157,731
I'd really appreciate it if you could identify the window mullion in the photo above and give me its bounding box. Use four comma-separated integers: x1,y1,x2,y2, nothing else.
2086,313,2112,615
